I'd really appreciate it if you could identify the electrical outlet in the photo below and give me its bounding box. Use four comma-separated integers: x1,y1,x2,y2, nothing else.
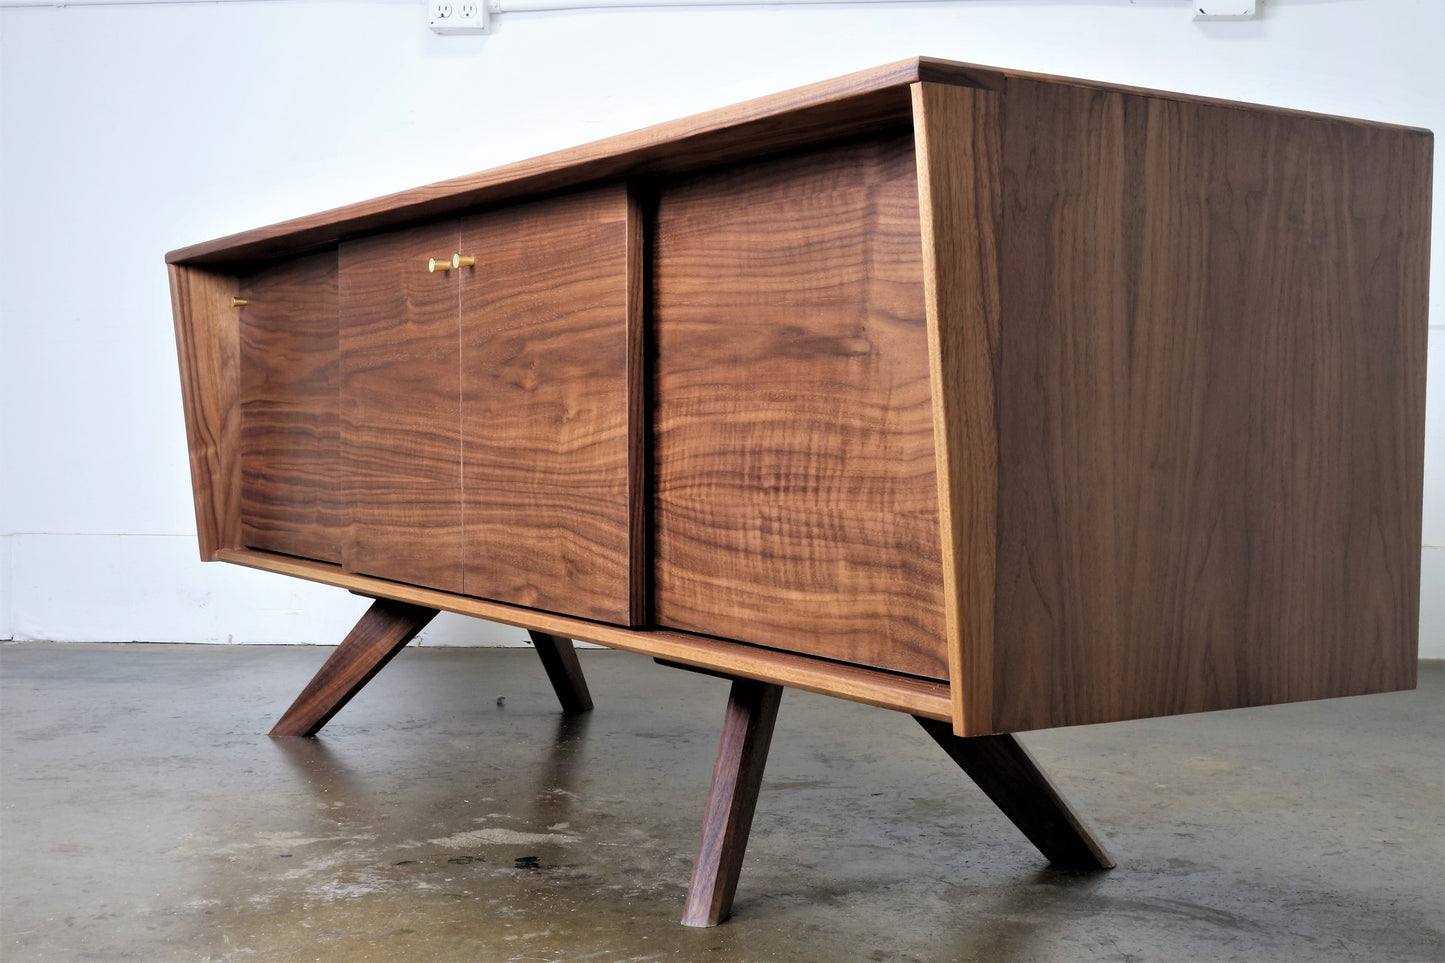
430,0,489,34
1194,0,1257,19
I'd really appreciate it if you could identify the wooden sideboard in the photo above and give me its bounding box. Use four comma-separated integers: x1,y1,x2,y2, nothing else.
169,57,1432,925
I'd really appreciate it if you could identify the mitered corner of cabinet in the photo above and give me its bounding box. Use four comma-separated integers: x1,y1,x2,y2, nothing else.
911,78,1005,738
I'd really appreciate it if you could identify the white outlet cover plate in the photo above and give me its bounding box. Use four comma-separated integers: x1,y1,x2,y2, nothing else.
429,0,490,34
1195,0,1257,19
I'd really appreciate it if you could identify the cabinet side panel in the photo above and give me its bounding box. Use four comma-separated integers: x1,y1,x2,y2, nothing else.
653,134,948,681
993,80,1432,731
460,188,635,624
911,82,1004,735
239,250,342,563
340,221,464,594
169,264,241,560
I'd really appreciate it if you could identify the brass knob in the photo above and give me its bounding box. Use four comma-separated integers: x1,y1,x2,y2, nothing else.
427,256,451,273
231,297,249,307
453,254,476,269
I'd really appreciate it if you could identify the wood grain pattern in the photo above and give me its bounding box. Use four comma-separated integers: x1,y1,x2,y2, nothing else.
915,718,1114,870
911,82,1003,735
269,597,437,736
167,59,1006,268
459,188,637,624
169,264,241,560
239,249,342,563
217,547,954,721
653,134,948,680
527,631,594,715
992,79,1431,731
682,678,783,927
340,220,464,593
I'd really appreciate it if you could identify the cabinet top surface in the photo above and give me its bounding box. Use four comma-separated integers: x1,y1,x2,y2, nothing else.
166,55,1429,268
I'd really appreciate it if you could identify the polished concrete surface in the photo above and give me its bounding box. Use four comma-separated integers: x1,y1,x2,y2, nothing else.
2,641,1441,962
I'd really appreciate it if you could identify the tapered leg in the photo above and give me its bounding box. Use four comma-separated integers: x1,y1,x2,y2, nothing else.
269,599,438,737
682,679,784,927
915,717,1115,870
527,630,594,715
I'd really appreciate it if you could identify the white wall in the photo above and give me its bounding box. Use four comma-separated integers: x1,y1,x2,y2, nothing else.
1,0,1441,653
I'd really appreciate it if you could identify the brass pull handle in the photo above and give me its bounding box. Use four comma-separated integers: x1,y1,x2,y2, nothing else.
428,254,477,272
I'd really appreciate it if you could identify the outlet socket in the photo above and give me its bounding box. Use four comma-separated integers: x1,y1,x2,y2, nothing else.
430,0,489,34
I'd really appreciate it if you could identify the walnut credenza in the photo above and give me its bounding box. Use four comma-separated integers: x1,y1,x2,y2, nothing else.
168,57,1432,925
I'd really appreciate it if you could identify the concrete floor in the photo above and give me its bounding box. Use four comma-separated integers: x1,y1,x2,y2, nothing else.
1,642,1441,962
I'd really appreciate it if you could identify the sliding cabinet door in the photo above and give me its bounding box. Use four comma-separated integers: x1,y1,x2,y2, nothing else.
459,187,640,624
653,136,948,679
340,220,465,593
237,249,342,563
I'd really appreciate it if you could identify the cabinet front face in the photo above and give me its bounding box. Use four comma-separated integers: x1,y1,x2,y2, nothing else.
238,249,342,563
459,187,639,624
652,134,949,680
339,220,464,593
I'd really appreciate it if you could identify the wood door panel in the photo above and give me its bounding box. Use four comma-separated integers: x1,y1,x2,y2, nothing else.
991,81,1431,730
459,187,638,624
340,220,464,593
653,134,948,680
238,250,342,562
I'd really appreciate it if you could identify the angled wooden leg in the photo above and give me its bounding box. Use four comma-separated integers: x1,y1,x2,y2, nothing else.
682,678,784,927
269,599,438,737
915,717,1115,870
527,630,594,715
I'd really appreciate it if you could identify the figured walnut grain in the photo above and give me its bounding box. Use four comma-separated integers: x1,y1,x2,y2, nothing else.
239,249,342,563
653,134,948,681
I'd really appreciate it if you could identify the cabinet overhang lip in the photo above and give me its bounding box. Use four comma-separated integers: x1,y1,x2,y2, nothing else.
162,54,1429,268
162,57,994,266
